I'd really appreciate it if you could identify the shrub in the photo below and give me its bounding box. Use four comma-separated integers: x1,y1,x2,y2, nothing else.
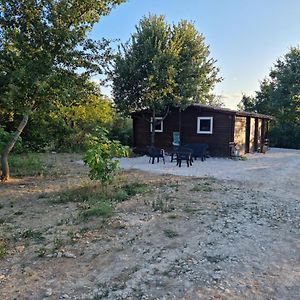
84,127,128,185
109,117,133,146
79,202,114,220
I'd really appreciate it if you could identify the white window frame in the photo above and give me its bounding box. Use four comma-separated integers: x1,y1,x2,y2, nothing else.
150,117,163,133
197,117,213,134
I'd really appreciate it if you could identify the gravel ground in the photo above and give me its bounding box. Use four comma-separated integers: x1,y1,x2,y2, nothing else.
119,148,300,192
0,150,299,299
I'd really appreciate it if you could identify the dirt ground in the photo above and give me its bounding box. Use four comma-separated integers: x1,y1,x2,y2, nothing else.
0,151,299,300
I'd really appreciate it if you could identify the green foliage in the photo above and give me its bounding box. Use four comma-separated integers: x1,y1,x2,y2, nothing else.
113,182,150,202
21,229,45,243
8,153,44,177
237,94,257,112
0,0,126,114
0,127,23,153
238,47,300,149
109,117,133,146
112,15,221,145
112,15,221,113
2,93,117,153
52,184,110,204
0,0,125,177
79,202,114,220
163,228,179,238
122,182,150,196
84,128,128,184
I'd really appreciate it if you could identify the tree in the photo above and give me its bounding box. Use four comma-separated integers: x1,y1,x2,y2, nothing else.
238,47,300,149
112,15,221,145
0,0,125,181
22,89,115,152
237,94,256,112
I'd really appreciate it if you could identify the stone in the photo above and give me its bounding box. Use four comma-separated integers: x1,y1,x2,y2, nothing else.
45,288,53,297
63,252,76,259
16,245,25,253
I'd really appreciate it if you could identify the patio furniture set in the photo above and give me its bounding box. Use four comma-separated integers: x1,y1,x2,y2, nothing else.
147,143,209,167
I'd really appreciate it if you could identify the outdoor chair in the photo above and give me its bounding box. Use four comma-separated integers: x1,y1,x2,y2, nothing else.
170,144,180,162
147,146,165,164
176,147,193,167
184,143,209,161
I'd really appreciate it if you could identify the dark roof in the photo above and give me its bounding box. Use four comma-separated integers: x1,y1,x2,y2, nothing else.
190,104,273,120
132,104,273,120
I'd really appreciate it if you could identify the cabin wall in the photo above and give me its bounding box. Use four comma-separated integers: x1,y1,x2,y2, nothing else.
132,110,178,152
132,107,233,156
132,107,271,157
181,107,232,156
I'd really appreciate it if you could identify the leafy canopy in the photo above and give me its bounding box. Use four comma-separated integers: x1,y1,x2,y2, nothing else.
112,15,221,117
238,47,300,148
0,0,125,116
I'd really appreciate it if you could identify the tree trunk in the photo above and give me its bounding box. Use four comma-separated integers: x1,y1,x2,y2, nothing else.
151,110,156,146
178,108,182,146
1,114,29,181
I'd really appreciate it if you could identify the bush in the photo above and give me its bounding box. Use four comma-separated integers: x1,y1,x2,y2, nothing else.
109,117,132,146
84,127,128,185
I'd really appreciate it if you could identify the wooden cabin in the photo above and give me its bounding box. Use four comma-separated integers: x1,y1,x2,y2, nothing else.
131,104,273,157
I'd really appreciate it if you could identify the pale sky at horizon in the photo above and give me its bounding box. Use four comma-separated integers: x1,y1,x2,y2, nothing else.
90,0,300,109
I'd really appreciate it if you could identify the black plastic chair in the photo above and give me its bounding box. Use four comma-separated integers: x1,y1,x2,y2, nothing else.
176,147,193,167
147,146,165,164
184,143,209,161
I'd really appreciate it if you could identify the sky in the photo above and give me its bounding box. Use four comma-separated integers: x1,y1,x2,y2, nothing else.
90,0,300,109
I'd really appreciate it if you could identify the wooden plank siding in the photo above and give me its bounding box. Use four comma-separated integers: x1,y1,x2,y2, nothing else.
132,107,233,156
132,105,272,157
180,106,233,156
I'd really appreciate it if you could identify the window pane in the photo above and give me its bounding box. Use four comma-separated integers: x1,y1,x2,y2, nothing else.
155,121,162,131
200,119,211,132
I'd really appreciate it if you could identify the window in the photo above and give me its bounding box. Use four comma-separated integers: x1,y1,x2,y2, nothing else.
197,117,213,134
150,117,163,132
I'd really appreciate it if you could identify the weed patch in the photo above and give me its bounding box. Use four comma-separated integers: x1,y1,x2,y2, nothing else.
21,229,45,243
122,182,150,196
113,182,150,202
79,202,114,221
9,153,45,177
164,229,179,238
240,155,248,161
151,195,174,212
0,237,7,259
190,181,213,192
52,184,109,204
